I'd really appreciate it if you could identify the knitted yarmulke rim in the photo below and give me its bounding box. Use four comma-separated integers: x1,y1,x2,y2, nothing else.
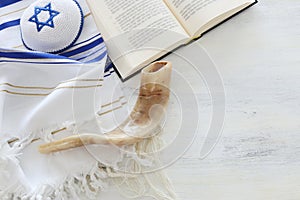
21,0,84,54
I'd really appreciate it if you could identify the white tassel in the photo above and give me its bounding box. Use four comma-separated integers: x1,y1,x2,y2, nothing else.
114,135,177,200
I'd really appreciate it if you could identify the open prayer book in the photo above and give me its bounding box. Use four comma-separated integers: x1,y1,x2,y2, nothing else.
87,0,257,79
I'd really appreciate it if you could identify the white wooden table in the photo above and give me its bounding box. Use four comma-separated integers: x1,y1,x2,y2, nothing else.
162,0,300,199
99,1,299,199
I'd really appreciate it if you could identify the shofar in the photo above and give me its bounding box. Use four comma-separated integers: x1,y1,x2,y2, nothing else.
39,61,172,154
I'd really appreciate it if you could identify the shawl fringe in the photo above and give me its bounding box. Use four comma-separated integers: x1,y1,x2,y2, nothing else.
0,122,177,200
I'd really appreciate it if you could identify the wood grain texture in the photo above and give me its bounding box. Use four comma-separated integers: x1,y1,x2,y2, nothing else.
93,1,299,199
164,0,300,199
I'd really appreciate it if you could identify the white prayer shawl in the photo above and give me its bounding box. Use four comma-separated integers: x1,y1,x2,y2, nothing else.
0,0,176,199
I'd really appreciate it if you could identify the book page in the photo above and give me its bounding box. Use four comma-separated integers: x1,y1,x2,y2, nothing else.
164,0,256,37
87,0,189,78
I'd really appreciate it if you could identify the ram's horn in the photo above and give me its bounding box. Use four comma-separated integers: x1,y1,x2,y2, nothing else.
39,61,172,154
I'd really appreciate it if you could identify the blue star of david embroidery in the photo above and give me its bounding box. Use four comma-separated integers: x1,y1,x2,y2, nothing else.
28,3,60,32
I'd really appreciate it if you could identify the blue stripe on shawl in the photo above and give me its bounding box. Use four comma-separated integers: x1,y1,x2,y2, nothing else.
0,0,21,8
0,51,72,60
0,19,20,31
59,38,104,57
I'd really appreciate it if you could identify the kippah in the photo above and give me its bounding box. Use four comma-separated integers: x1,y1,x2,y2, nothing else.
20,0,84,53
